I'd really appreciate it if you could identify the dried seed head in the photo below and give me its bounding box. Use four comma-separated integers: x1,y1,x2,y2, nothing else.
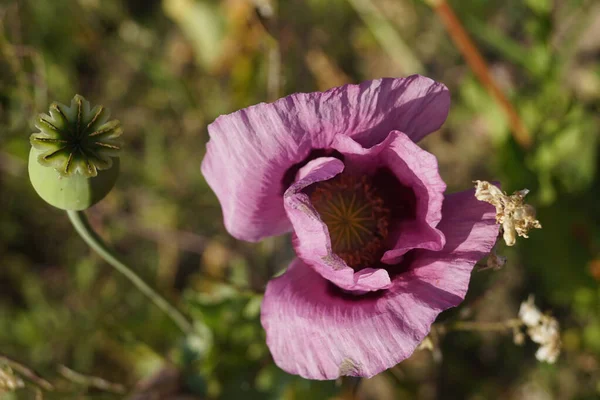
517,296,561,364
519,295,543,327
0,367,24,393
474,181,542,246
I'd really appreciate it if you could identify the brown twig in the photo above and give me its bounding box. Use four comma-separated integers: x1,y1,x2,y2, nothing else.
435,318,523,334
0,355,54,392
426,0,532,148
58,365,127,394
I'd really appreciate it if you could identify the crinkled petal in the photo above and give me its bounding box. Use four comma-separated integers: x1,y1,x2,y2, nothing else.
332,132,446,264
261,258,462,380
261,188,498,380
284,158,392,292
406,189,499,296
201,75,450,241
379,131,447,263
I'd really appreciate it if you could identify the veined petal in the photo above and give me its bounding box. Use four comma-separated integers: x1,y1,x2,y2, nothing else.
201,75,450,242
407,189,500,293
261,258,461,380
261,188,498,380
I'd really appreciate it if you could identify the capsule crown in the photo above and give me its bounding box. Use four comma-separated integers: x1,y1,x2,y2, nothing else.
30,94,122,178
28,95,122,210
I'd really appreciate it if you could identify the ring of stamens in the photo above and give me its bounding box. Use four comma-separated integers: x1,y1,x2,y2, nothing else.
309,173,390,270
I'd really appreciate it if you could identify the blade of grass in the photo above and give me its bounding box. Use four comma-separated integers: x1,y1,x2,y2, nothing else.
347,0,424,74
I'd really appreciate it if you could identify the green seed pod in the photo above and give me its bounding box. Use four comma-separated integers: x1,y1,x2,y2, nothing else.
28,95,122,210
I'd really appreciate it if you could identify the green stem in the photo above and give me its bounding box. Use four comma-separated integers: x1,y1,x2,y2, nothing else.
67,210,193,335
441,318,523,333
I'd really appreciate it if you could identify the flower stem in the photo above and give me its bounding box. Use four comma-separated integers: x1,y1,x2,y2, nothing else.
440,318,523,333
67,210,193,335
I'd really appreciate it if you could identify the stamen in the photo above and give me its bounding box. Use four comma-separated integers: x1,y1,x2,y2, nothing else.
309,174,390,270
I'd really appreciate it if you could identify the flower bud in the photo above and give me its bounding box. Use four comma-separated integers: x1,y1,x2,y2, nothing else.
28,95,122,210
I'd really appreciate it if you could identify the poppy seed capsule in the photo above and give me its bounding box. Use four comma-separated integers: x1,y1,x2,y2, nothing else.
28,95,122,210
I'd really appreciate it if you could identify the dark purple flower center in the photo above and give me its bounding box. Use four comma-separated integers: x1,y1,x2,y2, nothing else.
309,173,390,270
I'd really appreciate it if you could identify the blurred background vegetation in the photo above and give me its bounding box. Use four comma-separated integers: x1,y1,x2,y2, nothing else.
0,0,599,398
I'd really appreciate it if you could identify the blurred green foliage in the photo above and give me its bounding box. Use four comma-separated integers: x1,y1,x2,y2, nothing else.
1,0,599,399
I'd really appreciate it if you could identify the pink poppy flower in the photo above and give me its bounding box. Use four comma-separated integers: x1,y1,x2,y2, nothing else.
201,75,499,380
